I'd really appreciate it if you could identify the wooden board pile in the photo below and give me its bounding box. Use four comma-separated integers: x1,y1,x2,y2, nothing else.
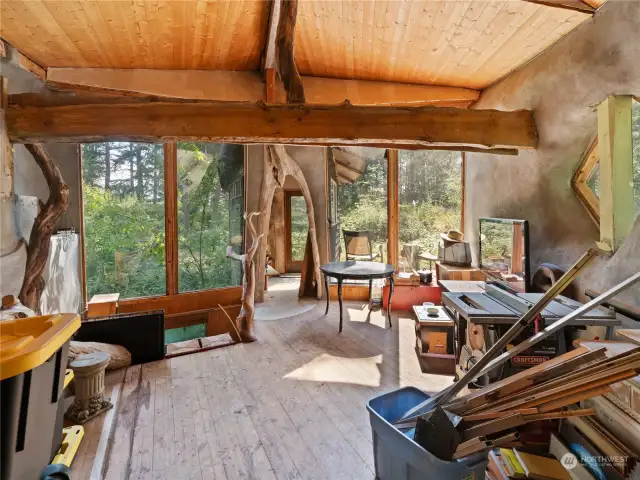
428,343,640,461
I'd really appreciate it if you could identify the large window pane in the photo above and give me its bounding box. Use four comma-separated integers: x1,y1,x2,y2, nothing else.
82,142,166,299
398,150,462,269
177,142,244,292
334,147,387,262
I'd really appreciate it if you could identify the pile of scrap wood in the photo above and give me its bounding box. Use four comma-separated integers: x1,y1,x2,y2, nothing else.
404,341,640,462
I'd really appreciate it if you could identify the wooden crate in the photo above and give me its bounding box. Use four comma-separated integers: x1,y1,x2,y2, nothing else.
87,293,119,317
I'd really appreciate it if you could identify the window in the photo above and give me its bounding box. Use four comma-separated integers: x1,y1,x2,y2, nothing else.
573,97,640,225
333,147,388,262
177,142,244,293
82,142,166,299
397,150,463,269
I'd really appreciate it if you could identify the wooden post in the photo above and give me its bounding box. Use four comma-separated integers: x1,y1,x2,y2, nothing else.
164,142,179,295
387,149,399,268
597,96,634,251
460,152,466,234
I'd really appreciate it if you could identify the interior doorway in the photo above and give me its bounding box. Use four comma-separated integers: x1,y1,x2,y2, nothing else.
284,190,308,273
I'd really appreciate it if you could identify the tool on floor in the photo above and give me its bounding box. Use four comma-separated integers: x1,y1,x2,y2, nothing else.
40,426,85,480
397,246,606,423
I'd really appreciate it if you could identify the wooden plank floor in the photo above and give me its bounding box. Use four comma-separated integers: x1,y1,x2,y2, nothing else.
72,301,454,480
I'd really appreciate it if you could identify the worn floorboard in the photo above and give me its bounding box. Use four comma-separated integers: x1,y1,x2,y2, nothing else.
70,302,454,479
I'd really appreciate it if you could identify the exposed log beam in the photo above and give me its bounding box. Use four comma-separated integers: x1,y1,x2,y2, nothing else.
521,0,595,14
304,142,519,156
276,0,304,103
46,67,479,107
6,95,537,148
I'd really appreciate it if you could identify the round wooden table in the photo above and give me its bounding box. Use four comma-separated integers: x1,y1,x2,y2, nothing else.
320,261,395,332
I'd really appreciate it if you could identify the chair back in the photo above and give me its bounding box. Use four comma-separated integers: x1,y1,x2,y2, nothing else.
343,230,373,258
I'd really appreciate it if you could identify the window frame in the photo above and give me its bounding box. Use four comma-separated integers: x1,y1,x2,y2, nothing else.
572,136,600,225
79,141,245,316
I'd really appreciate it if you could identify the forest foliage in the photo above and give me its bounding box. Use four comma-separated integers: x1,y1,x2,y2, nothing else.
337,149,462,262
82,142,243,299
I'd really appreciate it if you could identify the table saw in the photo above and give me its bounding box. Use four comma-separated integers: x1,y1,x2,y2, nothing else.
440,282,621,386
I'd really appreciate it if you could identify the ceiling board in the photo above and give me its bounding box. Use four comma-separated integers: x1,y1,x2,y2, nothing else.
295,0,591,89
0,0,269,70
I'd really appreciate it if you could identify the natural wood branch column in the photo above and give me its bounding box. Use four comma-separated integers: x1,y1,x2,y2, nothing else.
7,96,537,148
276,0,304,103
19,144,70,310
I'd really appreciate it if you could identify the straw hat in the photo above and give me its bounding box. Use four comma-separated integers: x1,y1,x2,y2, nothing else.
440,229,464,243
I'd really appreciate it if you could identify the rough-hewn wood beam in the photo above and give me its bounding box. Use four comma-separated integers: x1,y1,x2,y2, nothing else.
521,0,595,14
46,67,480,107
6,95,537,148
276,0,304,103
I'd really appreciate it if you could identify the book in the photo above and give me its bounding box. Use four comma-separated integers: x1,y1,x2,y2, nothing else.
500,448,526,479
549,433,595,480
488,450,509,480
513,450,571,480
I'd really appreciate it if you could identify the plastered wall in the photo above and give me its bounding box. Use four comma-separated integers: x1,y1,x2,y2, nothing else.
0,53,83,298
464,0,640,309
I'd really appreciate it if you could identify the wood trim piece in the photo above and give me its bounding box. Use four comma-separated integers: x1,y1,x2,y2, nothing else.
47,68,480,107
163,143,178,295
47,68,266,102
598,95,634,251
460,152,466,233
7,95,537,149
16,52,46,81
77,144,88,311
520,0,595,14
387,149,399,268
572,136,600,225
118,286,242,315
538,385,614,413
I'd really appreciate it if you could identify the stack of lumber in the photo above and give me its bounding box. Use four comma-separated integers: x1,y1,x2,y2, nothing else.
441,343,640,460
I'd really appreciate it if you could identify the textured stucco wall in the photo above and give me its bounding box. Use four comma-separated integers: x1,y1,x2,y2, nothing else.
465,0,640,308
1,53,83,299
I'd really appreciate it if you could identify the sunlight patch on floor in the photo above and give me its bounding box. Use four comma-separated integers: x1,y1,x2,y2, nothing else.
284,353,383,387
345,305,389,329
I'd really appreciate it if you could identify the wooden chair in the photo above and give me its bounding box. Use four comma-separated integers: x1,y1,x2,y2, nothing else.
342,230,380,262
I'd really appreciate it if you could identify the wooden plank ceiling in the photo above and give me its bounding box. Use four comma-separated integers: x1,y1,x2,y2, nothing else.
294,0,593,90
0,0,603,91
0,0,270,70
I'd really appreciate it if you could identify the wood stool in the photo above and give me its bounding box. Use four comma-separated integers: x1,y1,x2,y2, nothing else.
65,352,112,424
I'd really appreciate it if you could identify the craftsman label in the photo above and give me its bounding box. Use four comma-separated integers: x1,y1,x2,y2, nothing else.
511,355,550,366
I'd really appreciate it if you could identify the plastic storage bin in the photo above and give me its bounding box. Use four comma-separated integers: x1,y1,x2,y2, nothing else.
367,386,488,480
1,313,81,480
